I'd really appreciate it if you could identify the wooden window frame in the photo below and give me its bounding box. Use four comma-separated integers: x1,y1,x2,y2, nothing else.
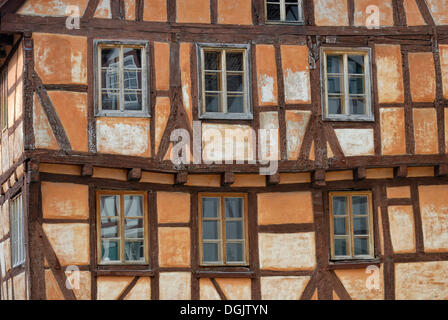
196,43,253,120
265,0,305,25
1,70,7,131
10,193,25,268
198,193,249,267
96,190,149,266
94,40,150,118
329,191,375,261
320,47,374,122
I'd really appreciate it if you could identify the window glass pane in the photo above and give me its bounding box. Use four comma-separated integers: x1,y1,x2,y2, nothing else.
124,70,141,90
226,242,244,262
333,217,347,236
125,241,145,261
101,240,120,262
202,198,220,218
100,195,120,217
101,69,119,90
124,195,143,217
352,196,368,215
205,93,221,112
205,73,220,91
125,219,144,239
204,51,221,70
334,238,348,256
226,52,243,71
227,74,243,92
101,91,119,110
124,91,142,110
328,97,342,115
203,243,220,262
225,198,243,218
349,97,365,115
267,4,281,20
227,95,244,113
327,55,342,73
101,218,119,238
333,196,347,215
327,76,343,94
101,48,120,68
354,238,369,255
226,221,244,240
123,48,142,68
354,217,369,235
349,76,364,94
285,5,299,21
348,55,364,74
203,221,219,240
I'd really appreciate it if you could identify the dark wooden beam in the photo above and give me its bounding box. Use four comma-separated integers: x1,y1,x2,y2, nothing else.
175,171,188,185
81,164,93,177
127,168,142,182
354,167,367,181
267,173,280,186
436,164,448,177
394,165,408,178
221,172,234,186
312,169,326,187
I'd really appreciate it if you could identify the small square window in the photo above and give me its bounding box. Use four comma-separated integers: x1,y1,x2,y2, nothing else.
197,44,252,120
329,191,375,260
97,191,148,265
266,0,304,24
94,41,149,117
321,48,373,121
199,194,248,266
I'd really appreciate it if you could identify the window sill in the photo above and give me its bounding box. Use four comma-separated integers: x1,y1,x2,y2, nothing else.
95,265,154,277
328,258,381,270
265,21,305,26
196,266,254,278
322,115,375,122
199,113,253,121
95,112,151,118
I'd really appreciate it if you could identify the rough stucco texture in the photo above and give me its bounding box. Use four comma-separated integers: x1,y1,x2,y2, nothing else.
375,45,404,104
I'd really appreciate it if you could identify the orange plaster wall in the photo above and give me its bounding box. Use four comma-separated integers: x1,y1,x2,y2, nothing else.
256,45,278,106
42,182,89,220
154,42,170,91
19,0,89,16
157,192,190,223
387,186,411,199
232,174,266,187
413,108,438,155
354,0,394,27
176,0,210,24
158,227,191,267
426,0,448,25
92,167,127,181
365,168,394,179
258,192,314,225
33,33,87,84
155,97,170,154
279,173,311,184
408,52,436,102
375,45,404,104
281,45,311,104
39,163,82,175
94,0,111,18
325,170,353,182
33,93,59,150
407,167,434,178
404,0,426,26
380,108,406,155
285,110,311,160
314,0,349,26
48,91,88,152
143,0,167,22
185,174,221,187
124,0,136,20
180,43,193,125
440,45,448,99
335,268,384,300
140,171,174,184
217,0,252,25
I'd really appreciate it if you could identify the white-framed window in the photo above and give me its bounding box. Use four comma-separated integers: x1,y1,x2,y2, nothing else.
94,40,150,117
321,47,373,121
10,194,25,267
329,191,375,260
265,0,304,24
197,43,252,120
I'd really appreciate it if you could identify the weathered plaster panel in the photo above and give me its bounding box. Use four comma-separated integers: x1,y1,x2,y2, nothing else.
335,267,384,300
154,42,170,91
33,94,58,150
199,278,221,300
124,277,151,300
155,97,170,154
34,33,87,84
215,278,251,300
286,110,311,160
176,0,210,23
258,192,314,225
42,182,89,220
96,117,151,157
334,129,374,157
180,43,193,125
124,0,136,20
19,0,89,16
94,0,111,18
314,0,349,26
413,108,438,155
380,108,406,155
387,186,411,199
419,185,448,252
217,0,252,25
281,45,311,104
408,52,436,102
97,276,133,300
440,45,448,99
256,45,278,106
388,206,416,254
260,276,310,300
143,0,167,21
159,272,191,300
258,232,316,271
395,261,448,299
354,0,394,27
13,272,26,300
404,0,427,26
158,227,191,267
426,0,448,25
375,45,404,103
157,192,190,223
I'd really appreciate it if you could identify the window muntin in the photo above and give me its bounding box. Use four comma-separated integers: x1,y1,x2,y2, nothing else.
97,191,148,265
199,194,248,266
198,44,252,120
266,0,304,24
322,48,373,121
95,41,149,117
10,194,25,267
329,191,375,260
1,71,7,130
